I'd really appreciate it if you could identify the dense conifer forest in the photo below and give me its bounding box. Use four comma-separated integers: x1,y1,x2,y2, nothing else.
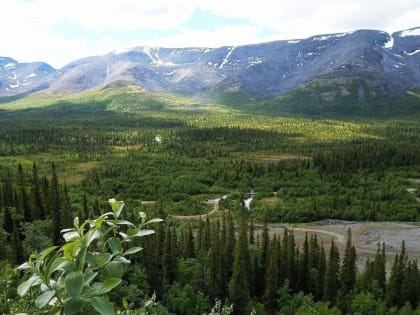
0,89,420,314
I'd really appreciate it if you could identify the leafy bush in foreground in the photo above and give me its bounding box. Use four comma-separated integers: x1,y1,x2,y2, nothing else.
16,199,162,315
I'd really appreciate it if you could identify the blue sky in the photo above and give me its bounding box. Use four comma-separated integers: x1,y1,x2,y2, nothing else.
1,0,419,68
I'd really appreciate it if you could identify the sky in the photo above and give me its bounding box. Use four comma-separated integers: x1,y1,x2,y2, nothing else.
1,0,419,68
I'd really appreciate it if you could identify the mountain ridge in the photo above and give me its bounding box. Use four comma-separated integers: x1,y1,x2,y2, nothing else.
1,26,419,115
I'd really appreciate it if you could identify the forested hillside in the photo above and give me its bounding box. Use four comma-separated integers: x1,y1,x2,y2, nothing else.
0,88,420,314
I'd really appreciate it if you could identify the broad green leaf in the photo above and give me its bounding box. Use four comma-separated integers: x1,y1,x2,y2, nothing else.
94,252,112,268
144,218,164,225
115,220,134,226
106,261,124,278
118,232,128,240
35,290,55,308
108,237,122,254
63,231,80,242
61,239,81,260
115,256,131,264
127,228,138,238
138,212,146,224
17,275,41,297
94,217,107,228
40,246,59,260
76,246,88,270
135,229,155,237
123,247,142,256
95,278,121,295
65,271,84,298
61,228,74,233
73,217,79,229
85,252,95,265
85,229,101,247
108,198,118,210
99,212,114,219
115,202,124,219
45,256,67,282
123,297,129,309
64,297,84,315
16,262,31,270
90,296,115,315
84,269,98,286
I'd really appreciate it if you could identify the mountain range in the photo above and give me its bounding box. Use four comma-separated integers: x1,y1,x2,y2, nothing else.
1,27,419,115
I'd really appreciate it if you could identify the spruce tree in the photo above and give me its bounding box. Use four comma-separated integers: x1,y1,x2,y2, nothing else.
249,218,255,245
31,163,46,220
340,228,357,295
196,216,204,254
297,233,310,293
11,220,23,263
60,185,72,229
372,242,386,293
182,224,195,258
228,217,250,315
17,163,31,222
401,260,419,308
316,243,326,300
49,163,61,244
263,237,279,314
208,220,221,300
387,242,407,307
81,192,88,220
162,227,176,289
261,217,270,271
324,240,340,304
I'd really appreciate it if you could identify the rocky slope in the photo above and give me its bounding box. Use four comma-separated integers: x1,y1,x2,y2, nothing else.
1,27,419,100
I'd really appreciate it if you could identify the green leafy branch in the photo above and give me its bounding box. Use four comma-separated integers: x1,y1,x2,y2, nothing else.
16,199,162,315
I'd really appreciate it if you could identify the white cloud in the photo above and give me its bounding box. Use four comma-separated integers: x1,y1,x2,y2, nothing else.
139,25,276,48
197,0,420,38
0,0,419,67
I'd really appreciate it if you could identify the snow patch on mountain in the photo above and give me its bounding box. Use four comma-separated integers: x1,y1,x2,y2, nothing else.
405,49,420,56
400,27,420,37
312,32,350,41
142,47,176,66
384,34,394,49
4,63,15,69
219,46,236,69
113,48,132,54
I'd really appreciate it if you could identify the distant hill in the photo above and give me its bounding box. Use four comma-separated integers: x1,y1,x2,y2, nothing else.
1,27,419,116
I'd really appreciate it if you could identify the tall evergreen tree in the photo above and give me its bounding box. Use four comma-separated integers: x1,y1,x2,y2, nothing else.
30,163,46,220
372,242,386,293
249,218,255,245
297,233,310,293
182,224,195,258
17,163,31,222
81,192,88,220
60,185,72,229
387,242,407,307
228,217,250,315
315,243,326,300
49,163,61,244
340,228,357,295
263,236,279,314
10,219,24,264
261,217,269,271
401,260,419,308
324,240,340,304
208,220,221,300
162,227,176,289
196,217,204,254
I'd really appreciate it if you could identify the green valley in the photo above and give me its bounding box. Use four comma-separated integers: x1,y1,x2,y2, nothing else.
0,87,420,314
